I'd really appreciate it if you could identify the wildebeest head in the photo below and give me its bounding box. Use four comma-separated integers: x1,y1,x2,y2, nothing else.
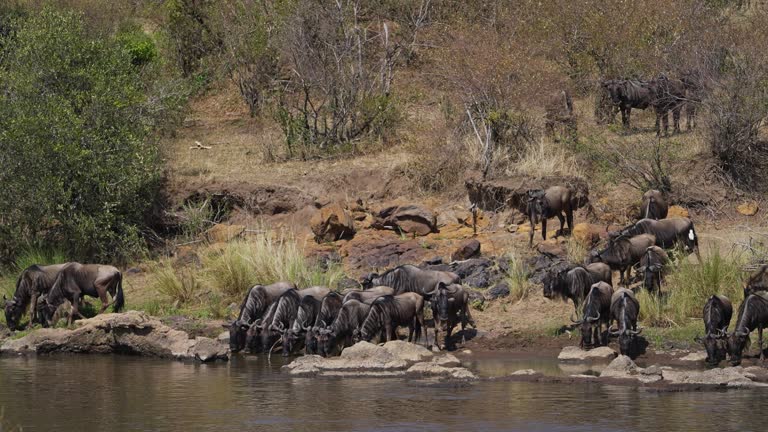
281,328,302,357
37,297,57,328
727,331,750,366
3,296,22,331
572,311,600,348
526,190,547,224
429,282,451,324
695,330,728,366
542,269,565,299
316,327,336,357
610,327,643,357
602,80,625,105
224,320,250,352
360,273,378,289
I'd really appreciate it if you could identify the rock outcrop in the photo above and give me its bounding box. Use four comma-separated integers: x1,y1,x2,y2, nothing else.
310,203,356,243
1,311,228,362
662,367,768,387
282,341,476,380
600,355,662,383
558,346,617,362
373,204,438,236
451,239,481,261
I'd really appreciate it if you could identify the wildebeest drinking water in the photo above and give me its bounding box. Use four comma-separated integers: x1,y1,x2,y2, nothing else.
357,293,425,344
226,281,296,352
544,263,613,312
428,283,475,350
572,282,613,348
4,263,69,330
695,295,733,366
342,286,395,304
728,291,768,366
526,186,576,247
637,246,669,293
361,265,459,298
609,288,643,358
316,299,371,356
305,292,343,354
282,294,323,356
588,233,656,285
38,262,124,327
272,286,330,356
640,190,668,220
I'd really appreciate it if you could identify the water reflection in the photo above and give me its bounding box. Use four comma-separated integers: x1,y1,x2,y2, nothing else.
0,354,765,431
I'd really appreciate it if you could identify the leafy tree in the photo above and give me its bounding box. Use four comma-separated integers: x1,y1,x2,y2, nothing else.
0,8,171,263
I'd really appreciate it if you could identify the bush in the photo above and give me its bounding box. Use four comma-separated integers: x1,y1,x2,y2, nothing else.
504,250,532,302
164,0,221,78
151,261,203,305
0,8,179,263
116,25,158,66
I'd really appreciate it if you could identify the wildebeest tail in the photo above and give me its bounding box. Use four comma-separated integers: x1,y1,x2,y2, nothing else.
114,272,125,313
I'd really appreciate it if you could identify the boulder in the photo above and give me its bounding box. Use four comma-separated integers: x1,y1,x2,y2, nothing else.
537,239,565,257
310,203,356,243
406,362,478,380
558,346,617,362
737,201,759,216
0,311,228,362
205,224,245,243
510,369,538,376
451,239,481,261
216,331,230,344
572,223,602,247
431,354,461,368
485,282,511,300
374,204,438,236
600,355,662,383
383,340,434,363
662,367,767,387
679,351,707,362
667,205,689,218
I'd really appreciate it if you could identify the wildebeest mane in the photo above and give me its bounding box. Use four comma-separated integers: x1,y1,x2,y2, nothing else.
330,299,370,336
734,293,768,335
269,289,300,332
237,285,269,324
315,292,342,328
704,295,729,335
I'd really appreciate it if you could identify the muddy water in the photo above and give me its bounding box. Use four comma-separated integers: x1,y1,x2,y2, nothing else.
0,354,766,431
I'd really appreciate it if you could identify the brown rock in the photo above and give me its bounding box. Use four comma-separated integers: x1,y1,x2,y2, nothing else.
668,205,690,218
451,239,481,261
374,204,437,236
205,224,245,243
737,201,759,216
572,223,601,247
310,203,356,243
537,239,565,257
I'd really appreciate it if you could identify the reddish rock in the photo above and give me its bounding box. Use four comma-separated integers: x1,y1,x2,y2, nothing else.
310,203,356,243
205,224,245,243
374,204,437,236
451,239,481,261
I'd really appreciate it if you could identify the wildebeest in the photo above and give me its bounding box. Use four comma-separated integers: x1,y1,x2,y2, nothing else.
727,292,768,366
38,263,124,327
282,294,323,356
695,295,733,366
744,265,768,297
601,79,655,130
4,263,69,330
342,286,395,304
544,263,612,311
526,186,576,247
357,293,425,344
316,299,371,356
609,288,643,358
361,265,459,298
305,292,343,354
612,218,700,259
640,190,668,220
544,89,576,139
652,75,686,136
572,282,613,348
225,281,296,352
428,283,475,350
637,246,669,292
272,286,330,356
681,72,702,130
588,234,657,285
245,300,280,352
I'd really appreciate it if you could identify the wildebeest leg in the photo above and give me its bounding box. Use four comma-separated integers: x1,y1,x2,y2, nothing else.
445,325,453,350
30,292,38,324
673,106,681,134
97,287,110,314
541,218,548,241
760,327,765,362
555,213,564,238
566,209,574,236
621,106,630,129
434,322,441,350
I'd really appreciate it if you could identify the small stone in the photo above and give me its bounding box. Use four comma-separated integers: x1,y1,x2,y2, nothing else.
485,282,511,300
510,369,538,376
452,239,481,261
506,224,519,233
737,201,759,216
679,351,707,362
432,354,461,368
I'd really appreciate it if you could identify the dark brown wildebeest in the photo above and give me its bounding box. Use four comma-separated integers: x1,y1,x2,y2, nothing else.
728,291,768,366
545,89,576,140
544,263,612,312
305,292,343,354
609,288,643,359
652,75,686,136
695,295,733,366
601,79,655,130
225,281,296,352
588,234,657,285
4,263,69,330
572,282,613,348
341,286,395,304
428,283,475,350
245,300,280,353
640,190,668,220
272,286,330,356
39,263,124,327
526,186,576,247
361,265,459,299
282,294,323,356
744,265,768,298
681,72,702,130
612,218,700,260
316,299,371,356
637,246,669,293
357,293,425,344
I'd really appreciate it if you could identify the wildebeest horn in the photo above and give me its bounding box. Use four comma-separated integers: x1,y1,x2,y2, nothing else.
586,312,600,323
570,313,583,324
629,327,643,335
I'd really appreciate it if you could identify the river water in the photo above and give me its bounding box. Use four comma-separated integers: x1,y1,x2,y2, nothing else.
0,354,766,431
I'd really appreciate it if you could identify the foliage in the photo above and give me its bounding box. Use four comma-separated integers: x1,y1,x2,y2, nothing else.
504,250,532,302
164,0,221,78
151,260,203,305
12,247,68,273
0,8,181,263
116,25,158,66
179,199,213,240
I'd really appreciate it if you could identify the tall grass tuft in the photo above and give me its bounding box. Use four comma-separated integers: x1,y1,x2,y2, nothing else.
13,247,68,272
637,246,745,327
504,250,532,302
203,229,344,299
513,139,583,179
150,261,204,306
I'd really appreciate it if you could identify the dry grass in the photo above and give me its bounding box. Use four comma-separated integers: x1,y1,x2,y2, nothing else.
512,139,583,178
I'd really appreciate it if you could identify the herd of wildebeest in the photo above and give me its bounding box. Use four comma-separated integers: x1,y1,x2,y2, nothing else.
4,181,768,368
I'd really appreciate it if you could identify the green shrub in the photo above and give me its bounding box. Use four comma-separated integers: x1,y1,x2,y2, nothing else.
504,250,532,302
116,26,158,66
151,261,204,305
12,247,68,272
